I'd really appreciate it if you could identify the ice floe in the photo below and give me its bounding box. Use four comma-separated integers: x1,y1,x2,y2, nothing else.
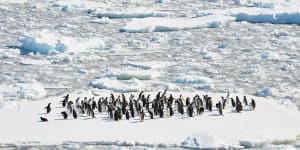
103,68,160,80
96,8,170,19
0,91,299,149
52,0,108,12
90,77,145,93
123,61,173,70
120,15,235,33
175,75,214,90
18,30,105,55
0,80,46,101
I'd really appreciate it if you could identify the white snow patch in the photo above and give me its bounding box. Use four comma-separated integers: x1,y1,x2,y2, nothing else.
175,75,214,89
0,80,46,101
231,7,300,24
18,30,105,55
90,77,145,93
0,0,27,4
103,68,160,80
120,15,235,33
19,58,51,65
96,8,170,19
123,61,173,70
52,0,108,12
0,92,299,149
234,0,300,8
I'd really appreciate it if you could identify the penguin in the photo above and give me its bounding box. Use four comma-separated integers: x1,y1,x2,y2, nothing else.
148,109,154,119
207,98,213,111
40,117,48,122
125,110,130,120
140,109,145,122
92,100,97,110
199,106,204,115
97,99,102,113
67,101,73,113
114,110,119,121
250,99,256,110
72,109,77,119
221,96,226,109
236,103,242,113
187,104,193,117
243,96,248,106
61,94,69,107
44,103,52,114
158,106,164,118
217,101,223,116
61,111,68,120
231,98,236,107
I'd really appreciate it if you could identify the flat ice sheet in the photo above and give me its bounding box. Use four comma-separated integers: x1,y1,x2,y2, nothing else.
120,15,235,33
0,91,299,149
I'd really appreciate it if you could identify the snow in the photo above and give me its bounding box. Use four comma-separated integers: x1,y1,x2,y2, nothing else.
231,8,300,24
18,30,105,55
0,0,27,4
120,15,235,33
52,0,108,12
103,68,160,80
91,17,111,24
90,77,145,93
0,80,46,101
175,75,214,90
0,91,299,149
123,61,173,70
234,0,300,8
96,8,170,19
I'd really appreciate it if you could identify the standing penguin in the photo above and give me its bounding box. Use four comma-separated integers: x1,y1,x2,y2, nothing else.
217,101,223,116
243,96,248,106
250,99,256,110
72,109,77,119
148,109,154,119
114,110,119,121
125,110,130,120
61,111,68,120
199,106,204,115
44,103,52,114
187,104,193,117
140,109,145,122
231,98,236,107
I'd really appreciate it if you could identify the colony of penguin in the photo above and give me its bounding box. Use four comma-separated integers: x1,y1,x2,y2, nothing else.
40,90,256,122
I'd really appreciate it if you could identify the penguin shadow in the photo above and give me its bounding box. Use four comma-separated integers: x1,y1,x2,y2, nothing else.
129,120,143,124
208,114,221,117
179,116,189,119
83,117,96,120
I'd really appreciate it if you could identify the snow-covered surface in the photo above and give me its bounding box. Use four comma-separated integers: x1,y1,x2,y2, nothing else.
90,77,145,93
120,15,235,33
123,61,173,70
18,30,105,55
96,8,170,19
101,68,160,80
0,80,46,101
0,91,299,149
52,0,108,12
1,0,300,148
0,0,27,4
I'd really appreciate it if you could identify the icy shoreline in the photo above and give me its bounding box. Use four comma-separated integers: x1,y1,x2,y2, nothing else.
0,91,299,149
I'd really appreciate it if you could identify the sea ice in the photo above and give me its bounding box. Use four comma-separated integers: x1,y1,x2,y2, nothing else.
120,15,235,33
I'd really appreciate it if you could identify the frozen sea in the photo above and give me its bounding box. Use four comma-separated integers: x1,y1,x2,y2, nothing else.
0,0,300,149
